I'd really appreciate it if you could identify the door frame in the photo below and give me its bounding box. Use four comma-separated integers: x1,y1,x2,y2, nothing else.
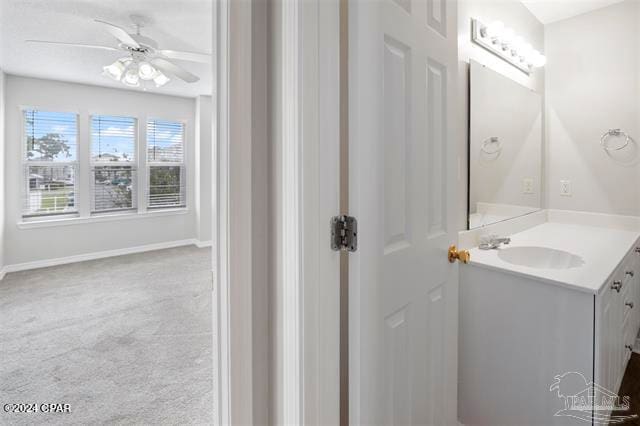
213,0,269,424
272,0,342,423
214,0,342,423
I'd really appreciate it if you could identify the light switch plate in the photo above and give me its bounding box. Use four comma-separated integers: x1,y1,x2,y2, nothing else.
523,178,534,194
560,180,572,197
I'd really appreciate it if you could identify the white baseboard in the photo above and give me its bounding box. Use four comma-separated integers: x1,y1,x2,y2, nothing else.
1,239,206,279
195,240,213,248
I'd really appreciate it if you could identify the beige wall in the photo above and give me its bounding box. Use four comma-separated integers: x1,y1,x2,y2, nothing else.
545,0,640,216
458,0,545,229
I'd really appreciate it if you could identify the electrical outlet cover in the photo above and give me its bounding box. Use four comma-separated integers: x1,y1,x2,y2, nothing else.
523,178,534,194
560,180,572,197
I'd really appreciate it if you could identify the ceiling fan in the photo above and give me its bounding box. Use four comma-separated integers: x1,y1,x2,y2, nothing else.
25,15,210,88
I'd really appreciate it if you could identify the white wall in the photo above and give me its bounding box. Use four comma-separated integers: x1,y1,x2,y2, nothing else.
458,0,545,229
4,75,198,266
195,95,213,244
545,0,640,216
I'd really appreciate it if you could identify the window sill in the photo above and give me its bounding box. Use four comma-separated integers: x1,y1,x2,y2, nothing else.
17,208,189,229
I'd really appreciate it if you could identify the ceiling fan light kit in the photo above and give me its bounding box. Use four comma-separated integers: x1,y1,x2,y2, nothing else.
27,15,211,90
103,56,170,88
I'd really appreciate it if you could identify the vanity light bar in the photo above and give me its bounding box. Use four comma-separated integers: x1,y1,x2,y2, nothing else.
471,18,546,75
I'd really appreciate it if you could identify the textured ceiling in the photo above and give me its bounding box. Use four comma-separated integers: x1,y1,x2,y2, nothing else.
0,0,212,98
521,0,626,24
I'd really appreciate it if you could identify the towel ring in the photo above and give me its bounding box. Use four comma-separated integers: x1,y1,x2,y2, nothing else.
600,129,632,152
481,136,502,154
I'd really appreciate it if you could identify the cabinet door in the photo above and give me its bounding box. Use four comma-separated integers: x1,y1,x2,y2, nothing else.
622,268,633,366
597,280,614,394
597,270,625,393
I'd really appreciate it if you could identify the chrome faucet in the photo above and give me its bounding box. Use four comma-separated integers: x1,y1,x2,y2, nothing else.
479,234,511,250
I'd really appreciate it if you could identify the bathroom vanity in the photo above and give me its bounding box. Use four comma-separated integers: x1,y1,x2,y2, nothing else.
459,220,640,425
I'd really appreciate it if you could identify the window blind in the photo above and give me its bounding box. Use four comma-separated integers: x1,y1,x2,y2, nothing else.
23,109,78,217
24,110,78,162
91,115,136,162
147,119,184,163
147,119,186,208
91,115,137,213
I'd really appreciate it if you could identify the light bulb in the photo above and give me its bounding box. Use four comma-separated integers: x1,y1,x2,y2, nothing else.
531,52,546,68
509,36,524,55
509,36,524,57
122,65,140,87
102,59,126,81
500,28,515,51
153,72,170,87
138,62,157,80
524,49,540,66
486,21,504,40
511,36,524,49
476,17,488,38
519,43,533,63
501,28,515,43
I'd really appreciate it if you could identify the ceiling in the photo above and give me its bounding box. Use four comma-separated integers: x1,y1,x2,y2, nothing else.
0,0,212,98
521,0,626,24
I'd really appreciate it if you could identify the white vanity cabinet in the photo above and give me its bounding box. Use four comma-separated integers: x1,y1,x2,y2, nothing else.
459,228,640,426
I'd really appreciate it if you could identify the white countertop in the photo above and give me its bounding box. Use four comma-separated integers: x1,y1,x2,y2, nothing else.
468,222,640,294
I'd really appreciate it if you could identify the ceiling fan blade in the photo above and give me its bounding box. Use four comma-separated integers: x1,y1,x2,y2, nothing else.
25,40,119,51
150,58,200,83
94,19,140,48
158,49,211,63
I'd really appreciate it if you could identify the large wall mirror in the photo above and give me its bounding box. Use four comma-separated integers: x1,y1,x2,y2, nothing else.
468,60,543,229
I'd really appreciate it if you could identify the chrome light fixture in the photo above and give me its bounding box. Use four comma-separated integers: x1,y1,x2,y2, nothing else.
472,18,546,74
103,56,170,88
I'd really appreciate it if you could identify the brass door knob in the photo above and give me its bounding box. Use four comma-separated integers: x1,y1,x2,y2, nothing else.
448,245,470,264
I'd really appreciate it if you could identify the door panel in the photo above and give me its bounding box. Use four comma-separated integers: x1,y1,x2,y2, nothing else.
349,0,458,424
426,58,447,238
427,0,447,36
383,36,411,251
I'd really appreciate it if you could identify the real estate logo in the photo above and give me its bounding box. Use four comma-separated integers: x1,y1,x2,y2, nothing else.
549,372,637,424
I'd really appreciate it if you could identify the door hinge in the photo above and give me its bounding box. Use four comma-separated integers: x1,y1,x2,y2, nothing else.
331,215,358,252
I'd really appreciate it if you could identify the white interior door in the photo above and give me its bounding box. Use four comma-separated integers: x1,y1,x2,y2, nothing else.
348,0,458,424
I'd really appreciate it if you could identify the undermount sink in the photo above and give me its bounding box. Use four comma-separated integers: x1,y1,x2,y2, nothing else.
496,246,585,270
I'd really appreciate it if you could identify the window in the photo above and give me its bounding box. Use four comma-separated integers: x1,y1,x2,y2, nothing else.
22,109,78,218
91,115,137,213
147,119,186,209
20,110,188,222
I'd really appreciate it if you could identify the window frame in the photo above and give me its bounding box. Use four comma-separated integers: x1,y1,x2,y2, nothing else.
146,117,188,210
20,107,80,219
18,108,190,225
89,114,139,215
